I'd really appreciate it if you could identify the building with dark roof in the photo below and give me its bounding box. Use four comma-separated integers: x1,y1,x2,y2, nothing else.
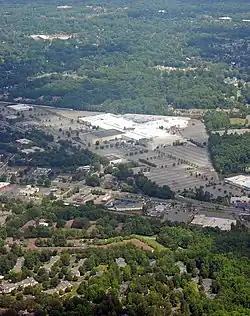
86,129,124,144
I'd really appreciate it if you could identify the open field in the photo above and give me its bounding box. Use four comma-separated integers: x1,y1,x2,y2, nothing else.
24,237,154,252
230,117,247,126
131,235,166,251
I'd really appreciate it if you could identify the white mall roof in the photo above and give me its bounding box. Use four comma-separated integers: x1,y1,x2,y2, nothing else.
191,215,236,231
225,175,250,189
79,113,189,141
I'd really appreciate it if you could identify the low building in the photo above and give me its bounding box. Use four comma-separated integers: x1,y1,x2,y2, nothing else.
225,175,250,191
107,197,144,212
16,138,32,146
85,129,124,145
7,104,33,111
77,165,91,171
0,277,38,294
0,182,10,191
191,215,236,231
115,257,127,268
94,194,113,205
21,147,44,155
105,154,127,165
45,281,72,294
38,219,49,227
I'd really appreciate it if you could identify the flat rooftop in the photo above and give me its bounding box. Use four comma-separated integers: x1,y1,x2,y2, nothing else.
225,175,250,189
7,104,33,111
88,129,124,138
105,154,122,161
191,215,236,231
80,113,190,141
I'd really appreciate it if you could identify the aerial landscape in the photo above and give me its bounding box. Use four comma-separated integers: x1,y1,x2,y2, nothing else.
0,0,249,315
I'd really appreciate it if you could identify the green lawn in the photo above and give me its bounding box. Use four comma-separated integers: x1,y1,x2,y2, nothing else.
132,235,166,251
230,117,247,126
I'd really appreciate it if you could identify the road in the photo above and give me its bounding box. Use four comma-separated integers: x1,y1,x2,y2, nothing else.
0,154,15,176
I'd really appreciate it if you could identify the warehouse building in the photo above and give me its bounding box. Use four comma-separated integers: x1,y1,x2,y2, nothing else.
106,197,144,212
191,214,236,231
86,129,124,145
7,104,33,111
225,175,250,191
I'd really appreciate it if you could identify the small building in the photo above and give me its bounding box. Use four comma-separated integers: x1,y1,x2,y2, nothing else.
107,197,144,212
191,215,236,231
16,138,32,146
0,277,38,294
21,147,44,155
45,281,72,295
77,165,91,171
115,257,127,268
38,219,49,227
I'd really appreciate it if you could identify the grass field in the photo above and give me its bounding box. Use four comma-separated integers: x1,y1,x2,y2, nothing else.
230,118,247,126
132,235,166,251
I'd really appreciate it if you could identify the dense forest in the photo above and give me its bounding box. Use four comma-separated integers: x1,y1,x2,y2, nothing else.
209,132,250,173
0,199,250,315
0,0,249,113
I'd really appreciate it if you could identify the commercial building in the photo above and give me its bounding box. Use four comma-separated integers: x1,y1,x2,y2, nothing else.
7,104,33,111
0,182,10,190
106,197,144,212
79,113,189,142
85,129,124,145
225,175,250,191
191,215,236,231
